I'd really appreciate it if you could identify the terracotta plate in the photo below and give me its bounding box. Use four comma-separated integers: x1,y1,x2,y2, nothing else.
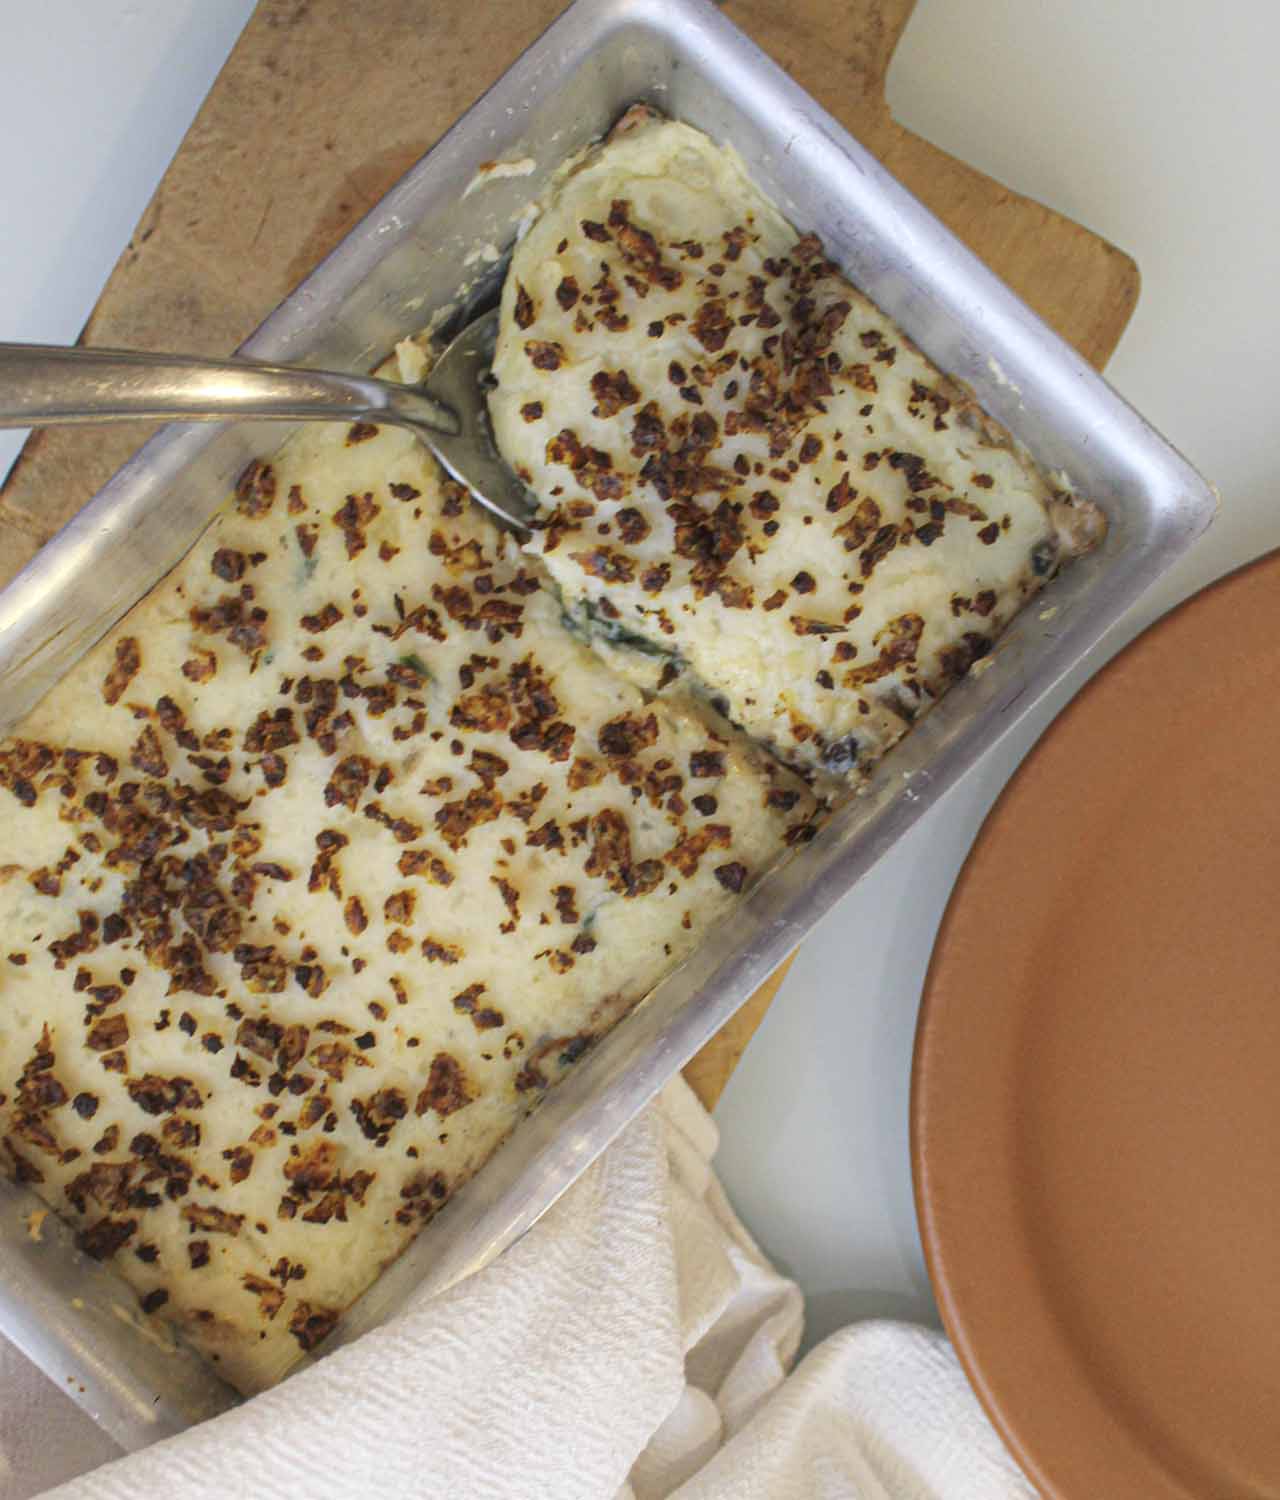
913,552,1280,1500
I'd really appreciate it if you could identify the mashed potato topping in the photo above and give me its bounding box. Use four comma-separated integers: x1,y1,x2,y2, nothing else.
0,419,812,1392
490,116,1101,779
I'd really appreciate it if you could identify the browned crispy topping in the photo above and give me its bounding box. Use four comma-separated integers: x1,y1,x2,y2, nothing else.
182,648,218,684
583,809,662,897
181,1203,244,1237
434,787,502,851
235,459,277,518
525,341,564,371
590,369,641,418
102,638,141,706
86,1014,129,1052
77,1216,138,1260
598,712,658,759
243,1273,285,1320
127,1075,203,1116
325,754,371,811
300,603,343,633
844,613,925,688
350,1087,408,1144
211,548,247,583
129,726,168,779
571,547,634,583
449,982,504,1031
223,1145,254,1184
383,889,416,925
398,847,454,886
666,824,731,878
332,492,380,559
614,507,650,544
288,1301,339,1351
190,594,270,663
691,298,733,352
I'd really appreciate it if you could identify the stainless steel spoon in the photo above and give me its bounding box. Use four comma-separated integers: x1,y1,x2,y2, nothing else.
0,308,534,531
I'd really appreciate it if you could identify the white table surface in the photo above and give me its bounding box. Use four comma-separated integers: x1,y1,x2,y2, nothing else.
0,0,1277,1489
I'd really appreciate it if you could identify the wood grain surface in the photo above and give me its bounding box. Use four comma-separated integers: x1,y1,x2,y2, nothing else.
0,0,1139,1108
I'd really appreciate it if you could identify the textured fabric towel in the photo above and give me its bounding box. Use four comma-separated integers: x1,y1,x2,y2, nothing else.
1,1079,1033,1499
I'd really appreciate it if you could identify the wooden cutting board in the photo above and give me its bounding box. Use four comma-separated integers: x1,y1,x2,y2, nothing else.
0,0,1138,1109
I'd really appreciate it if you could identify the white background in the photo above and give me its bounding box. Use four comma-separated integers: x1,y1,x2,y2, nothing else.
0,0,1275,1480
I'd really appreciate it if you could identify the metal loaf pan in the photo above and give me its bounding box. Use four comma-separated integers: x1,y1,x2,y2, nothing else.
0,0,1215,1453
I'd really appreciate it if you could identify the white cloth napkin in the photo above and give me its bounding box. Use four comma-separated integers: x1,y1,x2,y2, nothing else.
2,1078,1033,1500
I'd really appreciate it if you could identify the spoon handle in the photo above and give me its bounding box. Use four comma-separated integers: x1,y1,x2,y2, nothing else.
0,343,459,435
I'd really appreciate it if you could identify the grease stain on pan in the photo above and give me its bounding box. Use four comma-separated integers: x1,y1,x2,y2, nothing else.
462,156,538,196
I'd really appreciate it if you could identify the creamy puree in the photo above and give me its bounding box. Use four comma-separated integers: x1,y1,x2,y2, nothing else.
490,117,1101,779
0,418,812,1392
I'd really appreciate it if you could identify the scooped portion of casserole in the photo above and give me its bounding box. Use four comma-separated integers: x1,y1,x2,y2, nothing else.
0,417,813,1393
490,115,1103,781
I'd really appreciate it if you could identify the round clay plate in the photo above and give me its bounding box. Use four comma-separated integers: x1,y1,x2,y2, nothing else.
913,552,1280,1500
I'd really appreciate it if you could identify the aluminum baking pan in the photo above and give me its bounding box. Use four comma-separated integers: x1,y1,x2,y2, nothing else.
0,0,1215,1452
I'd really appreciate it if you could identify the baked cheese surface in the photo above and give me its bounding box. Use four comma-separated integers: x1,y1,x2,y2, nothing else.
490,118,1100,779
0,421,812,1392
